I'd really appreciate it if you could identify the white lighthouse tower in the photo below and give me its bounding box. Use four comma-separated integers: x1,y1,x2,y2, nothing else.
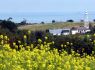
84,11,89,29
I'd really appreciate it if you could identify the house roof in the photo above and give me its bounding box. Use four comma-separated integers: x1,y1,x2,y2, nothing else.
49,28,71,35
77,27,89,30
71,26,90,30
61,30,70,33
49,29,62,34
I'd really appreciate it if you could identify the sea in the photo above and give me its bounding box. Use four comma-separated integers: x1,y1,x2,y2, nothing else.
0,12,95,23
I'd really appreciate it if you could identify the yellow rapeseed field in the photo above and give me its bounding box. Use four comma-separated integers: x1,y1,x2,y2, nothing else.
0,34,95,70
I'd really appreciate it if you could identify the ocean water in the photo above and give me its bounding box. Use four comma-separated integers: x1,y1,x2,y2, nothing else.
0,12,95,23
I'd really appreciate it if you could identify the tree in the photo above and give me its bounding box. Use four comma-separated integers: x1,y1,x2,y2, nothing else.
0,20,17,32
80,19,84,22
66,19,74,22
41,21,45,24
20,18,27,25
52,20,56,23
7,17,12,21
93,19,95,22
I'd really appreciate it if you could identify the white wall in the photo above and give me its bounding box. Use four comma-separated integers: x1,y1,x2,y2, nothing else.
62,32,70,35
71,30,78,34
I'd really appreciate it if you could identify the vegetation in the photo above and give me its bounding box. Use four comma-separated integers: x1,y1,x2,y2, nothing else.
1,19,95,70
0,33,95,70
66,19,74,22
0,20,17,32
52,20,56,23
18,22,85,31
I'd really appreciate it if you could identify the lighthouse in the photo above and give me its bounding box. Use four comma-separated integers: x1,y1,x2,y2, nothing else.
84,11,89,29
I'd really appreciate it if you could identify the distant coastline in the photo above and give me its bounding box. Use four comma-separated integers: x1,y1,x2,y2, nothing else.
0,12,95,23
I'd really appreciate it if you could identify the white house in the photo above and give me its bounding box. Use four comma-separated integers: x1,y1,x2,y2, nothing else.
49,28,71,35
61,28,71,35
49,26,91,36
71,29,78,35
77,27,90,34
71,27,91,34
49,29,63,35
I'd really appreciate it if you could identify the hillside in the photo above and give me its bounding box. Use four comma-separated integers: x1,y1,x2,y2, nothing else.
18,22,85,31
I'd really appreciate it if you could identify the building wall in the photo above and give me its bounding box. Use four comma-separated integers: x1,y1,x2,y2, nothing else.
71,30,79,34
62,32,70,35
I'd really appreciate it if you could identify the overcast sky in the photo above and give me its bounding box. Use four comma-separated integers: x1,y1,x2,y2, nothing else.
0,0,95,13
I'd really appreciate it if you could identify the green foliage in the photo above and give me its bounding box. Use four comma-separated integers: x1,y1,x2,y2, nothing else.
66,19,74,22
0,20,17,32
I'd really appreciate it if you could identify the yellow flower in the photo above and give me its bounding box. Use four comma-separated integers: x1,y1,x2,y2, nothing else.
61,44,63,48
94,33,95,36
44,42,47,45
24,35,27,39
30,44,34,48
64,45,67,47
85,67,90,70
70,43,73,45
27,60,31,64
28,30,31,34
18,40,21,44
93,40,95,43
0,35,3,39
15,45,18,49
52,41,55,44
74,65,78,70
66,42,69,45
3,44,10,50
45,36,48,40
87,35,90,38
38,39,42,43
1,40,4,45
42,63,46,68
48,65,54,70
19,45,22,49
57,67,62,70
4,36,8,40
64,61,70,69
13,42,16,46
26,46,30,51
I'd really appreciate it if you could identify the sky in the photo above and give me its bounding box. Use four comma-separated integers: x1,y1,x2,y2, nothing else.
0,0,95,13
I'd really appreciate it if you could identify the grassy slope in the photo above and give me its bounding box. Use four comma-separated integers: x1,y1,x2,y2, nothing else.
18,22,85,31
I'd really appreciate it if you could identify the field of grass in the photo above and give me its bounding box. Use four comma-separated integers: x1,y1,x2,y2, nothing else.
18,22,84,31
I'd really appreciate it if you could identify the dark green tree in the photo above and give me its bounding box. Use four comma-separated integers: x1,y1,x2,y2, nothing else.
52,20,56,23
0,20,17,32
66,19,74,22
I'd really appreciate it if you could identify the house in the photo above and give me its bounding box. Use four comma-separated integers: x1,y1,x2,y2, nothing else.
71,28,79,35
49,26,90,36
49,29,63,35
77,27,90,34
49,28,71,35
71,27,90,34
61,28,71,35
